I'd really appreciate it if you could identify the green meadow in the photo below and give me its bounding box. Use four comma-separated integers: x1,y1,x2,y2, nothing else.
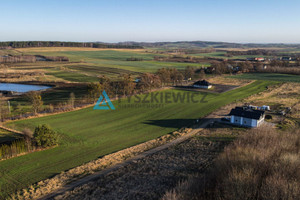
228,73,300,83
20,50,206,82
0,80,275,198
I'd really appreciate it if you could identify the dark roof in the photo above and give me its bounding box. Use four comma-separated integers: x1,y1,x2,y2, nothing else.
193,80,212,86
229,107,265,120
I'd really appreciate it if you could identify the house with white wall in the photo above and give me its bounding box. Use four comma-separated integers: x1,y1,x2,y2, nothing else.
229,107,265,127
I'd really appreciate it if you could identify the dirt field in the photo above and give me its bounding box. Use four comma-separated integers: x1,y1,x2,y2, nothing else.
206,76,251,86
54,135,232,200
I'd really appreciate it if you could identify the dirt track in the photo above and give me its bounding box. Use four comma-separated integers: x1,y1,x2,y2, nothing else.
53,127,228,200
38,118,216,200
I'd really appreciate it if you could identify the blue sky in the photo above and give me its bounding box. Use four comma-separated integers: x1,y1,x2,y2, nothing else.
1,0,300,43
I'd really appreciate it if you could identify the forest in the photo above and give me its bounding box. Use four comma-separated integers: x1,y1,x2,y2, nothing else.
0,41,143,49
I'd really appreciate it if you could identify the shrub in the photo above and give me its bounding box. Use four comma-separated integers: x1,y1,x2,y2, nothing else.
265,114,272,120
33,124,59,147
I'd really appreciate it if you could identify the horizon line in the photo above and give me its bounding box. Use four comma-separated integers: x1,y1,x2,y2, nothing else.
1,40,300,45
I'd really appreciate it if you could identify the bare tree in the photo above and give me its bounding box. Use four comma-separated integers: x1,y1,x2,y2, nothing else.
68,92,75,109
139,73,161,92
26,91,43,114
119,74,136,96
87,82,102,102
156,68,171,86
0,95,9,122
199,69,206,80
184,66,195,80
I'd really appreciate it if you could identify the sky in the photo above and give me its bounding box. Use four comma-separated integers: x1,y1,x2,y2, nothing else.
1,0,300,43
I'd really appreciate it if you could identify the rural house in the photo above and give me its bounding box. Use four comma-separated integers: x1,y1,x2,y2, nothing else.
193,80,212,89
280,56,292,61
229,106,265,127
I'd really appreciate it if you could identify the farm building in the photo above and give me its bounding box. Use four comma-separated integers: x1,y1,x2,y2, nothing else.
280,56,292,61
229,106,265,127
193,80,212,89
247,57,265,62
255,57,265,62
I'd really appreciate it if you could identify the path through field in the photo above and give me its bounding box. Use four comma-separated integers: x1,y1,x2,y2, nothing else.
39,118,217,200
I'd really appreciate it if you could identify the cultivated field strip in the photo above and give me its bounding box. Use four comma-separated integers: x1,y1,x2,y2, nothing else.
54,137,227,200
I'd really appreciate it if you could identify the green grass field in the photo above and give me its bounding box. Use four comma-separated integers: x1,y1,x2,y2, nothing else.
11,49,206,82
228,73,300,83
187,51,268,60
46,70,100,83
0,80,275,198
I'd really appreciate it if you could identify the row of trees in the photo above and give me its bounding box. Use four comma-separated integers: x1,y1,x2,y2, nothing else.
0,41,143,49
269,59,300,68
0,124,58,160
24,91,76,115
87,66,205,102
36,55,69,62
209,60,300,75
225,49,276,57
0,90,77,121
0,55,36,63
0,55,69,63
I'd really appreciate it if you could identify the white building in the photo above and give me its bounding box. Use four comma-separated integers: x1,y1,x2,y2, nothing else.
229,107,265,128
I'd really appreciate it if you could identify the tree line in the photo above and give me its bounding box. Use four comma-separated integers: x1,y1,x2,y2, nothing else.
0,55,69,63
225,49,277,57
87,66,203,102
0,41,143,49
208,60,300,75
0,66,205,120
0,55,36,63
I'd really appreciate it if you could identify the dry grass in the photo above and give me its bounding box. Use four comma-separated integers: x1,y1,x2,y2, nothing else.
245,82,300,118
162,126,300,200
0,68,46,82
246,82,299,106
207,76,252,86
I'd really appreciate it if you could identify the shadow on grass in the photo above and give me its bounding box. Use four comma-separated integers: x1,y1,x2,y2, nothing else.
144,118,222,129
144,119,196,128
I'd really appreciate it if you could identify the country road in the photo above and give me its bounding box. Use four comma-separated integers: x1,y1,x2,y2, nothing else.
38,118,217,200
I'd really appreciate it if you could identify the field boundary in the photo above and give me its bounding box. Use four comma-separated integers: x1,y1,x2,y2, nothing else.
0,125,22,135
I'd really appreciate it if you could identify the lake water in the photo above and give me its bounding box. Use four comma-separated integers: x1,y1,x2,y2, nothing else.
0,83,51,93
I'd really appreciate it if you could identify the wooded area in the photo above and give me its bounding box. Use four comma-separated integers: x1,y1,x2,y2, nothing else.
0,41,143,49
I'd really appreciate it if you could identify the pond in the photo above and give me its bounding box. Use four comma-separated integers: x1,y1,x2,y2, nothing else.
0,83,51,93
